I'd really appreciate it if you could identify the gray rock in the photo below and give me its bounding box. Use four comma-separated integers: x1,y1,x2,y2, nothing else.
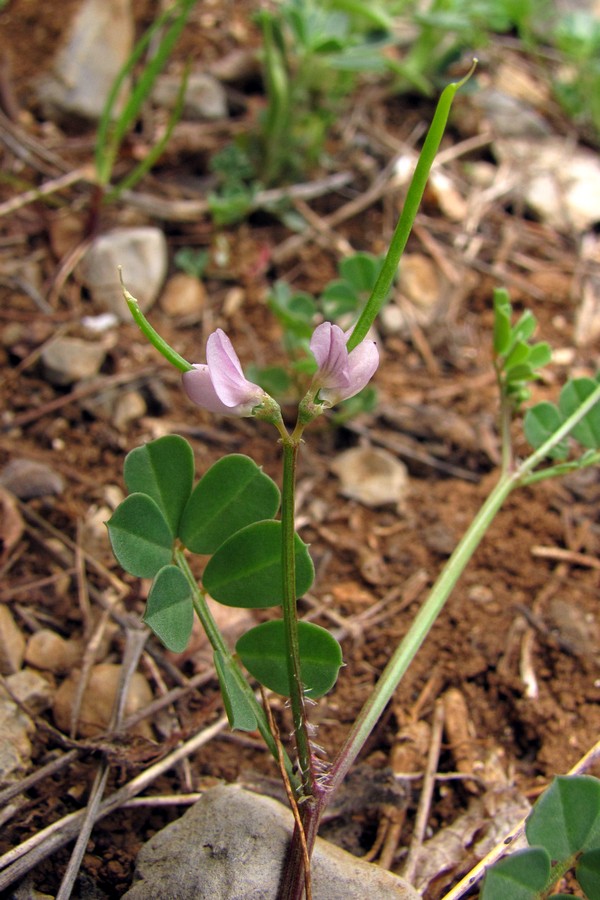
78,227,168,318
0,605,25,675
331,446,409,511
0,687,33,785
35,0,134,122
41,336,106,386
0,459,64,500
153,72,228,120
124,785,419,899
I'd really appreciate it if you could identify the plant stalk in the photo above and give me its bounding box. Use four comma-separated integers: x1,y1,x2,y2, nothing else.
281,438,315,797
174,547,298,790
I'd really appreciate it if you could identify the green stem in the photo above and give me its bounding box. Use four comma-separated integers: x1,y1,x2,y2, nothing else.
328,380,600,792
120,271,192,372
173,547,299,791
347,61,476,352
281,438,315,797
327,469,515,793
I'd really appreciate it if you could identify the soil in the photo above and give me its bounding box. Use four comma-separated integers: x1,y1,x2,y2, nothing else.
0,2,599,899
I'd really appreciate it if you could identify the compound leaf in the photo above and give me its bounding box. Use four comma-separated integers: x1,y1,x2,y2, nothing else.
203,520,314,608
214,650,258,732
526,775,600,860
236,620,343,699
143,564,193,653
523,402,569,459
124,435,194,537
107,493,173,578
480,847,550,900
559,378,600,449
179,454,280,554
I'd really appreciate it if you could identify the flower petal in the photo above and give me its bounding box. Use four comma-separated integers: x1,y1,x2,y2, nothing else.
319,335,379,405
309,322,350,388
182,365,237,414
207,329,264,408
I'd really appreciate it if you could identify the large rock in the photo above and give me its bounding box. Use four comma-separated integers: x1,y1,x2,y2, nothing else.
36,0,134,122
124,785,419,899
78,227,168,318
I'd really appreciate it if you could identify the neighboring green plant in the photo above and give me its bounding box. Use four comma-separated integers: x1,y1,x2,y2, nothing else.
481,776,600,899
551,11,600,141
208,0,394,216
173,247,210,279
386,0,544,95
94,0,197,203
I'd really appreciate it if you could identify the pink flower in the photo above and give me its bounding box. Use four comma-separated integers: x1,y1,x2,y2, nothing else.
182,329,269,417
309,322,379,406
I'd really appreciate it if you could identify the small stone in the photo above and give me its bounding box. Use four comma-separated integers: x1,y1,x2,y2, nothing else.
494,137,600,232
113,391,147,431
78,227,168,318
159,273,206,318
152,72,227,120
5,668,53,714
0,459,65,499
124,785,419,899
79,505,115,562
0,484,24,562
35,0,134,122
331,446,409,511
0,605,26,675
25,630,83,675
0,692,33,785
53,663,153,738
41,336,106,386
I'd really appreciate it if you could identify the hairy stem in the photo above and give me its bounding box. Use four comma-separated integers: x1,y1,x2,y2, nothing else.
174,547,298,790
281,438,315,797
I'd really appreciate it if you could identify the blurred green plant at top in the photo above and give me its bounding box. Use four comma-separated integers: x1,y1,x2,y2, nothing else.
93,0,197,210
551,10,600,142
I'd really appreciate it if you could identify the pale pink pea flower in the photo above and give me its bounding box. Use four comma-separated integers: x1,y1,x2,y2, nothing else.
182,329,269,417
309,322,379,407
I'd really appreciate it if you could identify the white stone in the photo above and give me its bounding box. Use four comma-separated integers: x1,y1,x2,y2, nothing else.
494,137,600,232
159,273,206,318
124,785,419,899
36,0,134,121
78,227,168,318
41,337,106,386
331,446,409,510
53,663,153,739
0,605,25,675
152,72,227,120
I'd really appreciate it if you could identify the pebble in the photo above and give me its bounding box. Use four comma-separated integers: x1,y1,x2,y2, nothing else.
41,336,107,386
78,227,168,318
0,690,33,786
5,668,53,714
0,605,26,675
53,663,154,739
0,459,65,500
123,785,419,899
494,136,600,232
152,72,228,120
331,446,409,511
159,273,206,318
35,0,134,122
25,630,83,675
0,484,24,562
79,504,117,562
113,390,148,432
